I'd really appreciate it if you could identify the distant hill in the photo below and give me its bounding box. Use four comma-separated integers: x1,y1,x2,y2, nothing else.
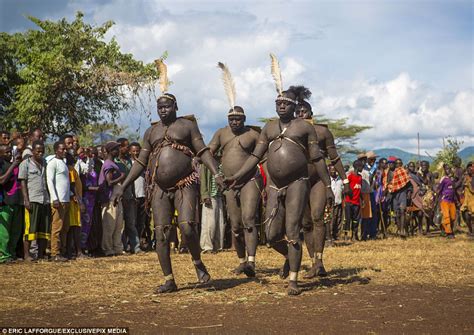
342,146,473,163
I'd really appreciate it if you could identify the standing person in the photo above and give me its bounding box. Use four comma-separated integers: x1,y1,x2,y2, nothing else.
452,157,464,233
116,138,141,254
112,59,223,293
66,153,85,259
361,151,378,240
375,158,389,238
344,160,363,241
99,141,125,256
388,158,411,238
418,160,435,234
129,142,151,251
329,165,344,242
208,63,262,276
19,141,50,261
0,131,10,145
436,163,458,239
46,141,70,262
0,144,22,263
84,146,103,256
461,162,474,236
199,164,225,254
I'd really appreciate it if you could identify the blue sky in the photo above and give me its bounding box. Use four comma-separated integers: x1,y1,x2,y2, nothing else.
1,0,472,154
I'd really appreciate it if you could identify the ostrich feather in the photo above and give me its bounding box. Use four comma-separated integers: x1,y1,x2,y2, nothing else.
154,59,169,93
217,62,236,110
270,53,283,95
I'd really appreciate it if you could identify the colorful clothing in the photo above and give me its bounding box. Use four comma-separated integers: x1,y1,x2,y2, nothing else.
98,159,121,205
345,172,362,205
389,167,410,193
24,203,51,241
68,167,82,227
438,176,456,203
81,166,99,249
461,175,474,214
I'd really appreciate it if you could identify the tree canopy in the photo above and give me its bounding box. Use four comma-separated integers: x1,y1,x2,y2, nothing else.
0,12,158,136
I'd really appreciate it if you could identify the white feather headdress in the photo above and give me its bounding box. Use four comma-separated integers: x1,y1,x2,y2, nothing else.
154,58,174,101
270,53,283,96
217,62,244,116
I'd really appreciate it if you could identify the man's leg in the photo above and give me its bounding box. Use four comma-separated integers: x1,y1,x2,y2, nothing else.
200,198,215,252
59,203,70,256
284,178,310,295
8,205,22,259
344,203,352,240
50,204,63,258
175,184,210,284
122,199,140,253
305,180,327,278
0,205,13,262
215,196,225,251
224,189,247,270
332,204,342,240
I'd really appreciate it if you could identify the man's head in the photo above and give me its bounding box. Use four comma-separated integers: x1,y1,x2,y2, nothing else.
15,137,26,152
29,128,44,143
366,151,378,166
395,158,403,169
353,159,364,173
31,140,45,161
420,160,430,173
387,156,397,171
407,161,416,173
378,158,387,170
228,108,246,133
329,164,337,178
129,142,141,160
0,131,10,145
53,141,67,159
296,101,312,120
157,94,178,123
105,141,121,159
275,89,297,120
443,163,453,176
466,162,473,176
72,135,80,152
453,157,462,168
0,144,12,162
357,153,368,166
117,138,129,157
60,134,74,154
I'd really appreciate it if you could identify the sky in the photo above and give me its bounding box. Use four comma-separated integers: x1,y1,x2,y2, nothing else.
1,0,473,154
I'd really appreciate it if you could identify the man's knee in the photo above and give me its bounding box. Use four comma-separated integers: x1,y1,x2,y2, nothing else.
178,221,197,238
155,224,172,243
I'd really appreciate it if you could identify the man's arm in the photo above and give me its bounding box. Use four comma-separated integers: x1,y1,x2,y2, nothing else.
208,129,221,155
200,166,212,208
18,161,30,210
0,161,18,185
190,121,220,176
46,160,59,203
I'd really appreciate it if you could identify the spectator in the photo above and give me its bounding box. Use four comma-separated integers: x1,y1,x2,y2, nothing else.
388,158,411,238
129,142,151,251
344,160,363,241
22,129,45,160
375,157,389,238
0,131,10,145
115,138,141,254
46,141,70,262
436,163,458,239
98,141,125,257
0,144,22,263
461,162,473,236
361,151,378,240
200,164,225,253
328,165,344,241
19,140,50,261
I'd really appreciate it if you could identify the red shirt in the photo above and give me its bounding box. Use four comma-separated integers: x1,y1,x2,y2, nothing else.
345,171,362,205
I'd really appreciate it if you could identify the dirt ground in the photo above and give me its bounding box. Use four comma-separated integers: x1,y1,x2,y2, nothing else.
1,234,473,334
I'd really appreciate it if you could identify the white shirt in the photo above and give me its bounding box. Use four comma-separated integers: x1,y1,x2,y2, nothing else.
331,176,344,205
132,159,146,198
46,157,70,203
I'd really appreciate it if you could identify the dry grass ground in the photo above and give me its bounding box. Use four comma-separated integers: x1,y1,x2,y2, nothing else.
1,234,473,334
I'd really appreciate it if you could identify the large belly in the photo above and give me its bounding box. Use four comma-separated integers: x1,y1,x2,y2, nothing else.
222,148,256,179
267,141,308,188
153,147,193,189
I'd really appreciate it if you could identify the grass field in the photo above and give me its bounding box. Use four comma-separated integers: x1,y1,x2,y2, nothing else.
1,234,473,334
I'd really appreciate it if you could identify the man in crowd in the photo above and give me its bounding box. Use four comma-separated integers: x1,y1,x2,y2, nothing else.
19,140,50,260
375,157,389,238
116,138,141,254
388,158,411,238
328,165,344,242
46,141,70,262
436,163,458,239
344,160,363,241
22,129,45,159
0,144,22,263
461,162,474,236
0,131,10,145
129,142,151,251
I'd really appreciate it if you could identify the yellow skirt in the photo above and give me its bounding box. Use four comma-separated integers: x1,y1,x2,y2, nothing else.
69,201,81,227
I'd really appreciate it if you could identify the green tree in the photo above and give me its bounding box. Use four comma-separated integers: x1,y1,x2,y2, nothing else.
258,115,371,156
1,12,159,136
433,136,463,168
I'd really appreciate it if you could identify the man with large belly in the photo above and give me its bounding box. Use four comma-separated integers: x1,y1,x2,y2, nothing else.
208,106,262,277
293,85,351,279
113,92,224,293
227,87,333,295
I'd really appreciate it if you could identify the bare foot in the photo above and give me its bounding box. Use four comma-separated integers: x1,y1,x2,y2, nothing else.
287,280,301,296
154,280,178,294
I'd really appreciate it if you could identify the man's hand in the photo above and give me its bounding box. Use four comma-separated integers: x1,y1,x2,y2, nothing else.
52,200,60,209
214,174,226,191
111,185,124,207
203,197,213,209
343,183,353,198
12,153,21,167
326,187,335,207
24,199,31,211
